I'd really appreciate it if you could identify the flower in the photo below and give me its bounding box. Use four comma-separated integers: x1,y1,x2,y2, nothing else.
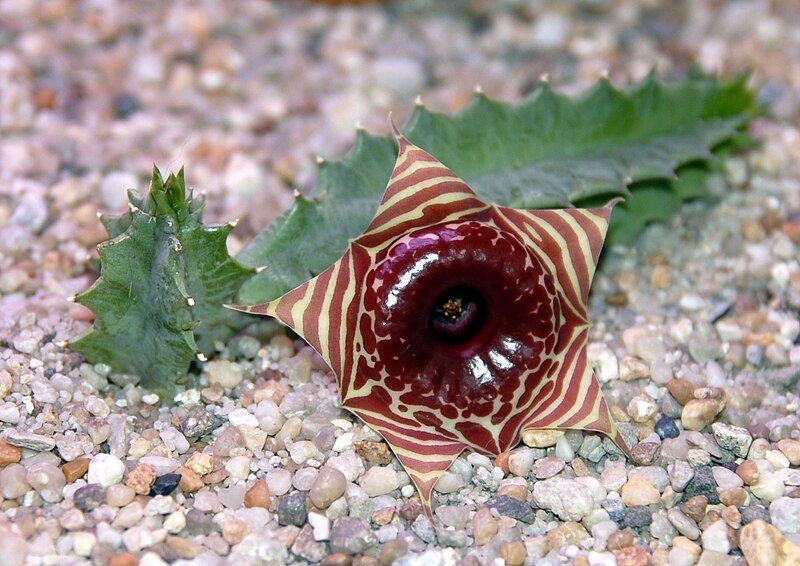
230,127,629,510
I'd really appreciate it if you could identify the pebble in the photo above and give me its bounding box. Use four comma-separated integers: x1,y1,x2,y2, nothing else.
204,360,244,389
106,484,136,507
100,171,138,209
670,536,702,566
508,448,536,477
244,479,271,509
150,473,181,496
711,422,753,458
667,508,701,540
3,430,56,451
309,466,346,509
88,454,126,487
26,462,66,502
330,517,377,554
277,492,308,526
0,439,22,465
713,466,744,491
769,497,800,534
265,468,293,496
740,519,800,566
682,466,720,504
73,483,106,510
472,507,498,545
655,416,680,439
777,439,800,466
126,463,156,495
627,394,659,422
751,471,786,502
701,519,731,554
484,494,535,523
621,474,661,506
499,540,526,566
358,466,399,497
61,457,90,483
532,477,594,521
521,429,563,448
532,456,565,479
681,399,724,431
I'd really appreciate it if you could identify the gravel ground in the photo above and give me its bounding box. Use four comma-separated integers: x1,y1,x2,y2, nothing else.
2,1,800,565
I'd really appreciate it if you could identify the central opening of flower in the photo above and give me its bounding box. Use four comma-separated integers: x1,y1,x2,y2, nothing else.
427,285,488,344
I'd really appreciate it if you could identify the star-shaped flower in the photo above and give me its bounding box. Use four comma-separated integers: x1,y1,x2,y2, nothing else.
230,128,629,511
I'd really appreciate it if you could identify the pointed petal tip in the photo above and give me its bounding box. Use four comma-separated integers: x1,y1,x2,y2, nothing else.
604,196,625,209
223,303,247,312
388,112,403,141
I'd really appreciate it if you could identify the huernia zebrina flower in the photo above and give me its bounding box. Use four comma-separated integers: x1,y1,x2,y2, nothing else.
230,126,630,511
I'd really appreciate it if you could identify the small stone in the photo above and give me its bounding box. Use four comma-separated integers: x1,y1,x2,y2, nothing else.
380,539,409,564
245,479,271,509
532,456,565,479
164,510,186,534
777,439,800,466
266,468,293,496
667,508,700,540
484,494,535,523
358,466,399,497
621,475,661,506
292,524,326,562
150,473,181,496
204,360,244,389
126,463,157,495
0,440,22,466
712,423,753,458
26,462,66,502
655,416,680,439
601,460,628,492
106,484,136,507
181,410,218,440
354,440,393,465
277,492,307,526
101,171,138,209
737,460,761,485
740,519,800,566
184,453,213,475
683,466,719,504
770,497,800,534
521,429,563,448
310,466,347,509
751,472,786,502
627,394,659,423
631,442,660,465
533,478,594,521
547,521,589,549
88,454,125,487
226,455,252,480
2,430,56,451
713,466,744,491
613,546,649,566
175,467,203,492
622,506,653,529
719,487,747,508
330,517,377,554
555,436,575,462
681,495,708,523
61,457,90,483
701,519,731,554
508,449,536,477
607,529,635,550
670,536,702,566
0,464,30,499
681,399,724,431
109,553,138,566
499,540,527,565
73,483,106,511
472,508,497,545
667,379,696,406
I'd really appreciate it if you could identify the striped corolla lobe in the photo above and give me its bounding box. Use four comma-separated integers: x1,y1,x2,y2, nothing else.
231,129,630,511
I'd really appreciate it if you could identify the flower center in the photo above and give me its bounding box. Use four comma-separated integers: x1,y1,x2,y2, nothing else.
427,285,487,344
